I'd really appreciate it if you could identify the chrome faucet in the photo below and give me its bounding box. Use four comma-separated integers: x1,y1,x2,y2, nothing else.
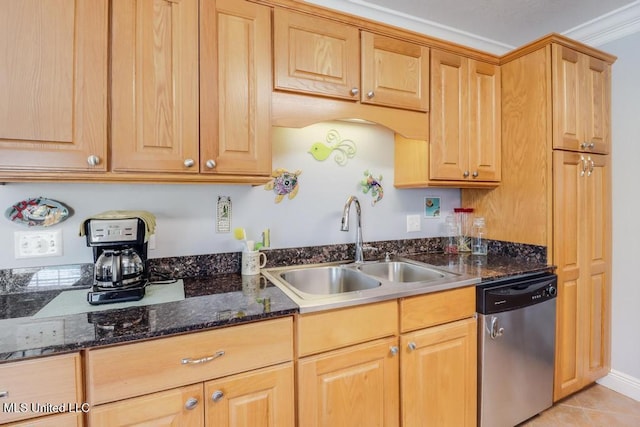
340,195,364,263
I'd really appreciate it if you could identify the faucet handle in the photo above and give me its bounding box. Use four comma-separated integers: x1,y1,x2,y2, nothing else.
362,244,379,253
384,251,393,262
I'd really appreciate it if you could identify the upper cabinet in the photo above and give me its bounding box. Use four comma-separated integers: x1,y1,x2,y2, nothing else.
110,0,200,173
0,0,108,172
395,49,500,188
553,44,611,154
273,9,429,112
112,0,272,177
430,49,501,183
361,32,429,111
0,0,271,183
200,0,272,176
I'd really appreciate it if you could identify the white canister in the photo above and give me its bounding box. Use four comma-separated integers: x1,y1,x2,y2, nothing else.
241,251,267,275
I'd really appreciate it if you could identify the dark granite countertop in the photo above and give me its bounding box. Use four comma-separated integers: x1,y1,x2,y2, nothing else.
0,251,551,363
0,274,298,362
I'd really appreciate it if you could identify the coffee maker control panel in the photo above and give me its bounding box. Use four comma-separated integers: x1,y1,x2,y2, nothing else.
87,218,143,245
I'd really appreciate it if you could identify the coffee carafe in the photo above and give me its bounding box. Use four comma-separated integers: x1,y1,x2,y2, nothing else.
95,248,145,289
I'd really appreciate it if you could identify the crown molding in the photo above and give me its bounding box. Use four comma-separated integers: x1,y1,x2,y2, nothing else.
563,1,640,47
303,0,514,54
305,0,640,54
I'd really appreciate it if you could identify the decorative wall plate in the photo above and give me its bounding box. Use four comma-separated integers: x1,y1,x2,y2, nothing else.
5,197,71,227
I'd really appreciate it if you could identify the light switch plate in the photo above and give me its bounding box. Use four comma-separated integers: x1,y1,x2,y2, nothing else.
406,214,421,232
14,230,63,259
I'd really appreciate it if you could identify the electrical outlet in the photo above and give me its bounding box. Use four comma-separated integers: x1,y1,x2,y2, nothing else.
406,214,421,232
14,230,62,259
15,320,65,350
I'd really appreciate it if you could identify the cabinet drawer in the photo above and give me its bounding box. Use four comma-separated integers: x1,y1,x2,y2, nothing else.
0,353,83,424
400,286,475,332
296,301,397,357
86,317,293,404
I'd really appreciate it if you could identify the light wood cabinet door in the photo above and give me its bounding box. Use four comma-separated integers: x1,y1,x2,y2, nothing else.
4,413,82,427
200,0,272,175
361,32,429,111
429,49,468,181
204,363,295,427
0,0,107,172
0,353,83,425
553,151,611,400
88,383,204,427
582,154,611,384
298,337,400,427
469,59,501,182
401,317,477,427
273,8,360,100
430,49,500,183
111,0,200,173
553,44,611,154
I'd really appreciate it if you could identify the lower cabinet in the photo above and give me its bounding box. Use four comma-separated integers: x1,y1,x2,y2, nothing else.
0,353,83,426
204,363,294,427
87,384,204,426
298,337,400,427
4,413,83,427
87,363,294,427
294,287,477,426
84,317,294,427
400,318,477,427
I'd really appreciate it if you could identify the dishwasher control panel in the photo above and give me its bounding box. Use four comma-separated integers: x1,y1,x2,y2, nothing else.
476,272,557,314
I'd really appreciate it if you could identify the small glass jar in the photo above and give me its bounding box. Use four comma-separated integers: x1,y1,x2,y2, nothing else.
471,217,488,255
444,215,459,254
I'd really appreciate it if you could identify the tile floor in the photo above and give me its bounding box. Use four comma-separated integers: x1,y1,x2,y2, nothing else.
520,383,640,426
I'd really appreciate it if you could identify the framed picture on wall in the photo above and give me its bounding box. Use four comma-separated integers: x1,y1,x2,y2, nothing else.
424,197,440,218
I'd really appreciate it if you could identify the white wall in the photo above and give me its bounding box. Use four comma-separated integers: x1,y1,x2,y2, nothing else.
597,33,640,400
0,121,459,269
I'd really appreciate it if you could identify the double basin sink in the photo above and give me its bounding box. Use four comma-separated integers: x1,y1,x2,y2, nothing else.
261,257,479,312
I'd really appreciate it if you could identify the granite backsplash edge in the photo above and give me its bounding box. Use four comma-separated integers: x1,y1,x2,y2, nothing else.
0,238,546,294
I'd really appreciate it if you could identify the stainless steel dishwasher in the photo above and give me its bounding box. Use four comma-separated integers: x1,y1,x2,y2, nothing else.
477,272,557,427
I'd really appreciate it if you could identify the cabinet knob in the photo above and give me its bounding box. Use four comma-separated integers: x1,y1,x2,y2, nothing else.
184,397,199,410
408,342,417,351
588,142,595,149
211,390,224,402
472,171,479,178
350,87,359,96
205,159,217,169
463,170,470,178
184,159,195,168
87,155,101,166
366,91,375,99
389,346,399,356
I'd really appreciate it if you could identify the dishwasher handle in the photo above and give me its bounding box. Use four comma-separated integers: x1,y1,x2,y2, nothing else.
489,316,504,339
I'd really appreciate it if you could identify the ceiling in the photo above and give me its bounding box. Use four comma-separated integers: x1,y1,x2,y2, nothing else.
306,0,640,53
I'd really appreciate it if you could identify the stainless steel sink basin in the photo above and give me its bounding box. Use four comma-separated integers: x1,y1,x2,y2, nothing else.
356,261,445,283
280,266,381,295
261,257,480,313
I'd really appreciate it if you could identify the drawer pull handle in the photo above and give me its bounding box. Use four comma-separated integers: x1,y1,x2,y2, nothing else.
181,350,225,365
211,390,225,402
0,391,8,399
184,397,199,410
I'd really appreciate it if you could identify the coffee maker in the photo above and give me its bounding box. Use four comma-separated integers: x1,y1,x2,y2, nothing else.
84,217,149,305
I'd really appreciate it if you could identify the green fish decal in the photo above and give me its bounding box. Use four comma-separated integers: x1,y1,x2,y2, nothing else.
309,129,357,166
